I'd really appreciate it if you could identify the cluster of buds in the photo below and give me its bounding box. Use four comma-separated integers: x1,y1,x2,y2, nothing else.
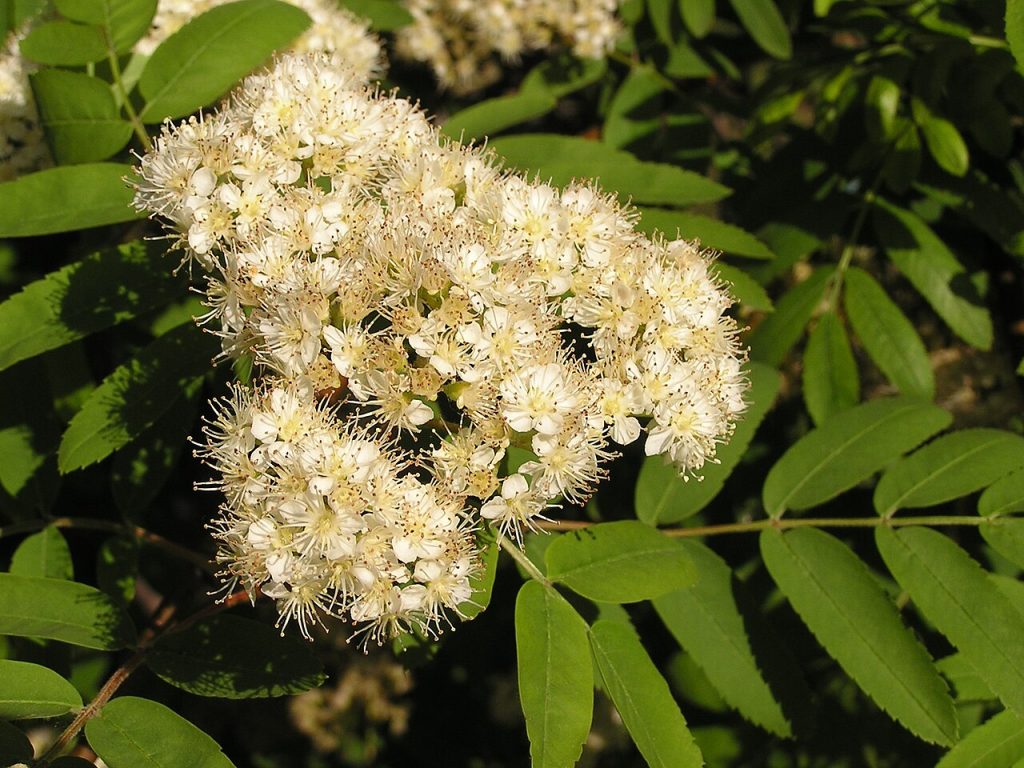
134,54,746,641
395,0,622,94
0,29,49,181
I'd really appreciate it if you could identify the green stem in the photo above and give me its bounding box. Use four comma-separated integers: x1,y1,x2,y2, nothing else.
107,41,151,152
539,515,1004,538
826,180,880,311
497,531,550,586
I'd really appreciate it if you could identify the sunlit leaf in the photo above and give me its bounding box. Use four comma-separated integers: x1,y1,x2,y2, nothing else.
0,659,82,720
876,526,1024,717
515,582,592,768
763,397,951,517
761,528,957,745
874,429,1024,515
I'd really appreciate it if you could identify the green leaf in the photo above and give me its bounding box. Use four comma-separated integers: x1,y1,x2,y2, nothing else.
0,719,33,764
589,620,703,767
1009,0,1024,70
654,540,807,737
55,0,158,54
514,582,593,768
936,709,1024,768
30,69,133,164
727,0,791,59
490,134,730,207
647,0,675,44
0,164,143,237
442,91,557,141
679,0,714,37
865,76,900,141
980,468,1024,517
86,696,235,768
876,526,1024,717
19,20,106,65
58,323,217,473
0,573,136,650
520,56,607,100
147,615,324,698
747,266,834,366
0,242,186,372
635,362,780,523
802,312,859,425
874,200,993,350
763,397,951,518
874,429,1024,516
936,653,996,703
338,0,411,30
0,659,82,720
460,529,498,620
602,67,666,150
111,384,199,516
844,267,934,400
981,519,1024,570
96,537,139,605
138,0,312,122
761,528,957,745
545,521,696,602
10,526,73,580
637,208,775,259
712,263,773,311
919,116,970,177
0,359,62,511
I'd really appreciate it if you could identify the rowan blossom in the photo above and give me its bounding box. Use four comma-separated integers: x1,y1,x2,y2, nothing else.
135,53,747,641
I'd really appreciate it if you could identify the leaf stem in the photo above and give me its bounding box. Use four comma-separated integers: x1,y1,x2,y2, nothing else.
0,517,215,573
106,38,152,152
497,531,550,586
537,515,1005,538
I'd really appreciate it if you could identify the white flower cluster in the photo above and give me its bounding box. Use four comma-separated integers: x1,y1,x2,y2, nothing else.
135,54,746,640
395,0,621,94
138,0,384,81
0,30,49,181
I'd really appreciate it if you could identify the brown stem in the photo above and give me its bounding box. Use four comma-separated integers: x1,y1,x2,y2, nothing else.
35,590,250,767
0,517,215,574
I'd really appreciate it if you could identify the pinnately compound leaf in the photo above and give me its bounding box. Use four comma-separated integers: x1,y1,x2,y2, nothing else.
760,528,957,745
635,362,781,524
802,311,859,425
844,266,934,400
545,521,696,602
654,540,808,737
589,620,703,767
874,429,1024,516
935,709,1024,768
0,660,82,720
515,581,593,768
876,526,1024,717
762,397,951,518
86,696,235,768
0,573,136,650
